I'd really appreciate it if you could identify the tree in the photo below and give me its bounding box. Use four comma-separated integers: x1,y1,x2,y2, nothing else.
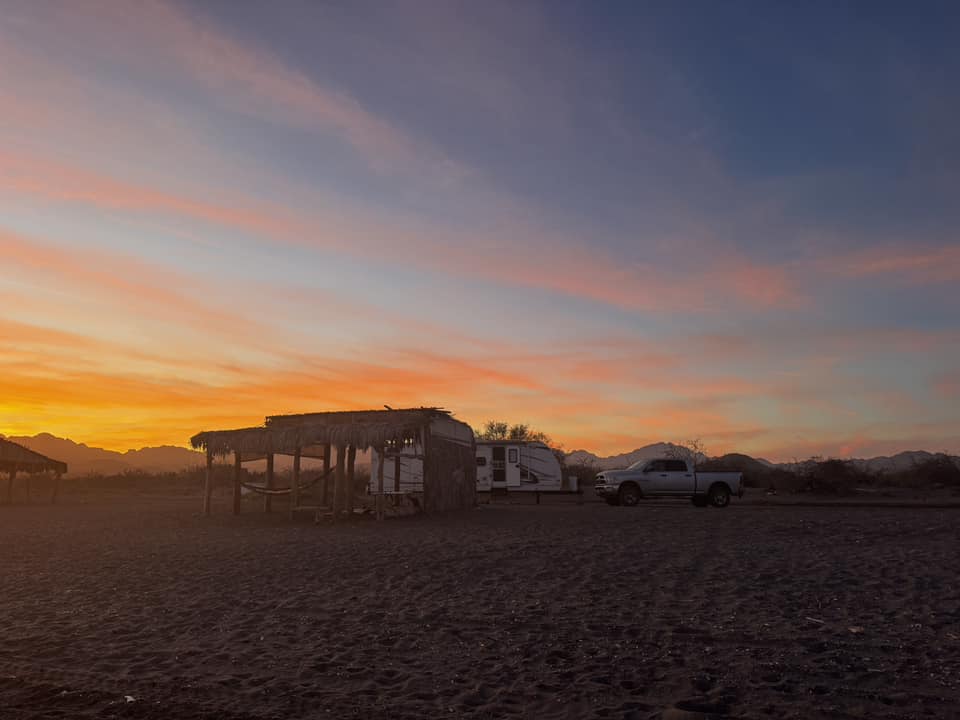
477,421,509,440
508,423,530,440
476,420,552,445
665,438,708,468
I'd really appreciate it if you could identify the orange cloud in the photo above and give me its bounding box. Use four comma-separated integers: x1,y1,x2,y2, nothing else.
0,228,287,349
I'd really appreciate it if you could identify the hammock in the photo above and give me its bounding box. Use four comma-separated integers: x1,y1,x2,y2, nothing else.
240,466,336,496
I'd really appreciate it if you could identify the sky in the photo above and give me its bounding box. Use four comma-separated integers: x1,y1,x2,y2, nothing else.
1,1,958,461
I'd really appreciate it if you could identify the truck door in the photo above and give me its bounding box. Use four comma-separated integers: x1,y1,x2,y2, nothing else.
491,446,507,488
645,459,669,493
662,460,696,494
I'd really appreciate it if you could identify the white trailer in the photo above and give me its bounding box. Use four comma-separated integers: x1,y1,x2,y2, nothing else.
475,440,577,492
367,414,475,494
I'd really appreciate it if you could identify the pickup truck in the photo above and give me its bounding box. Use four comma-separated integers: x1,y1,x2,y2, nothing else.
594,458,743,508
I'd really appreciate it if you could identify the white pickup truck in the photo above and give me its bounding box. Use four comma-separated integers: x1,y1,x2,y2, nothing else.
594,458,743,508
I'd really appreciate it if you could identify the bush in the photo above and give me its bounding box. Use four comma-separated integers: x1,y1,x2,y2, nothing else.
797,458,871,495
887,454,960,489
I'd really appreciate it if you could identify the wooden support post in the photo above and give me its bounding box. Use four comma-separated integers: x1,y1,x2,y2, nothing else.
332,445,346,520
50,472,61,504
6,470,14,505
202,450,213,516
264,453,274,513
376,446,385,520
321,443,331,506
290,448,301,520
394,443,401,493
25,475,30,503
421,426,431,514
233,452,242,515
346,445,356,515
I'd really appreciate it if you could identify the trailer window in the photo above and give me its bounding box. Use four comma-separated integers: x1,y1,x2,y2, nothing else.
476,456,487,467
508,448,518,464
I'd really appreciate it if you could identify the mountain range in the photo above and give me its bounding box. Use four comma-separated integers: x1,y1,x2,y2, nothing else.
3,433,955,477
563,444,955,474
3,433,205,476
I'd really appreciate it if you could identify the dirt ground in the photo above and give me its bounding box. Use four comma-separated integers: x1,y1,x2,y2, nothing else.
1,494,958,719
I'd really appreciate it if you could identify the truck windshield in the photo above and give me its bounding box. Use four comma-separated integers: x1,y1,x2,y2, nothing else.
626,460,647,470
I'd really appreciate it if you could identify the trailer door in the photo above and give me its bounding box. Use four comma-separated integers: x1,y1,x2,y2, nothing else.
492,446,507,488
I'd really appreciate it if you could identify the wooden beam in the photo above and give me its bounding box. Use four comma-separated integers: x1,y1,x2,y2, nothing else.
376,446,385,521
332,445,346,520
290,448,301,520
202,450,213,516
346,445,357,515
6,470,14,505
264,453,274,513
50,472,61,504
321,443,331,507
233,452,242,515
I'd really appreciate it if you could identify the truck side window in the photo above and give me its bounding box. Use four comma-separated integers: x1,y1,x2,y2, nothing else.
508,448,518,464
666,460,687,472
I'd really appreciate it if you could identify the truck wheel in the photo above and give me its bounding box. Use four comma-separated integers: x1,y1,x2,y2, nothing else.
618,484,641,507
605,496,621,506
691,495,708,508
708,484,731,508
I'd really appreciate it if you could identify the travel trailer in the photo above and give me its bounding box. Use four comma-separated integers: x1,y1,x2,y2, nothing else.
475,440,577,493
369,435,577,495
367,414,475,495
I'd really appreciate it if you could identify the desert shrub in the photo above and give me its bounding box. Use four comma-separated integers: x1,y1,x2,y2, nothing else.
565,459,600,488
888,454,960,489
66,466,235,495
797,458,872,495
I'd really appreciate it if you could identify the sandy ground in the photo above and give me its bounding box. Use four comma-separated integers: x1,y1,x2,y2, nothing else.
1,494,958,719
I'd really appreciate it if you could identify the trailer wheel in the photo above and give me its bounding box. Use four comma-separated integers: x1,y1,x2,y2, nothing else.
618,483,641,507
708,484,731,508
691,495,708,508
605,496,621,506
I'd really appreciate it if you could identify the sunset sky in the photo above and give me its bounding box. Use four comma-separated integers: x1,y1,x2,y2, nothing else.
2,1,958,460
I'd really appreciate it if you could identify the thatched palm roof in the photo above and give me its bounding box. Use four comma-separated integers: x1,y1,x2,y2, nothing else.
0,438,68,474
191,408,450,457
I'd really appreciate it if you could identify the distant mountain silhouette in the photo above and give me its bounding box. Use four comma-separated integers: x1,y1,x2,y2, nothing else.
3,433,204,476
566,444,959,475
698,453,798,487
3,433,955,479
775,450,947,474
2,433,354,476
565,443,687,470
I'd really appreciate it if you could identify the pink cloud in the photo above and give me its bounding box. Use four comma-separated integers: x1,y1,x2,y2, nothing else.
38,0,462,182
1,149,801,314
825,243,960,283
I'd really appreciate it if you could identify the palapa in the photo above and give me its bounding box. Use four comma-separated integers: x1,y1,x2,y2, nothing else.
190,408,447,457
190,407,475,519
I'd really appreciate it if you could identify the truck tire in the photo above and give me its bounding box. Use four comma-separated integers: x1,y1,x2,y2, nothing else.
618,483,641,507
605,496,621,506
708,484,731,508
691,495,708,508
